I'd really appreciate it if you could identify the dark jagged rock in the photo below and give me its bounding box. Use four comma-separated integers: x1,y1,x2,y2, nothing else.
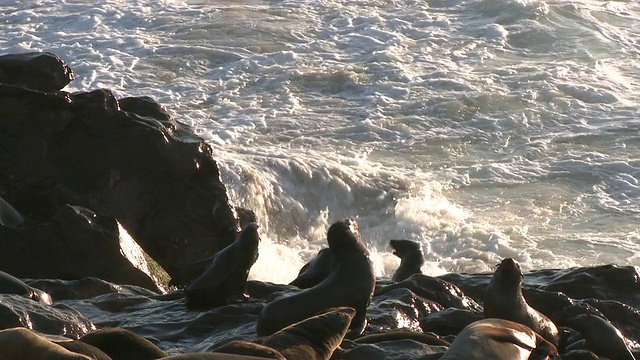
375,274,482,312
0,204,159,291
543,264,640,306
0,52,74,92
0,294,95,338
336,339,447,360
366,287,443,334
26,277,160,301
419,308,483,336
0,54,239,279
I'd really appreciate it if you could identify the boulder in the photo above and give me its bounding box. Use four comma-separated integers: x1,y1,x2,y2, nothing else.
0,53,239,279
0,204,159,291
0,52,74,92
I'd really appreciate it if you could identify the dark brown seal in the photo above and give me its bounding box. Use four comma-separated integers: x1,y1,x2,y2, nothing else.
389,239,424,282
185,223,261,309
257,219,375,337
261,306,356,360
565,312,636,360
484,258,560,347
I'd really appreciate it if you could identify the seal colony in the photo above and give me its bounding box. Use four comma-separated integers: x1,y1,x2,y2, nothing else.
2,52,640,360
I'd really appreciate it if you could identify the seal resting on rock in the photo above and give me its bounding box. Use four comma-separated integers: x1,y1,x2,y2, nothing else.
439,318,558,360
0,270,52,304
79,327,167,359
0,327,92,359
565,312,636,360
389,239,424,282
257,219,375,337
289,248,335,289
185,223,261,309
261,306,356,360
484,258,561,347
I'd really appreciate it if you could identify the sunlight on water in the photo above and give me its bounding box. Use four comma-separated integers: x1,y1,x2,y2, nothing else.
1,0,639,281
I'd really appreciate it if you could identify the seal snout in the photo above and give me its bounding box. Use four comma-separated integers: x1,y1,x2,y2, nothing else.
390,239,401,256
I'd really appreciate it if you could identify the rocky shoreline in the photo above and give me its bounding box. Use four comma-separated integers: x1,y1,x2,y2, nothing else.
1,53,639,359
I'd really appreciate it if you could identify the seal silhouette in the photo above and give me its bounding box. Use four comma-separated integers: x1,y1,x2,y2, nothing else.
257,219,375,337
389,239,424,282
185,223,261,309
289,248,335,289
565,312,636,360
484,258,560,347
0,327,92,360
439,318,558,360
0,270,52,304
261,306,356,360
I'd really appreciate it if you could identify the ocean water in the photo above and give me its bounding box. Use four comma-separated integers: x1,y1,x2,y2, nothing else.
2,0,639,283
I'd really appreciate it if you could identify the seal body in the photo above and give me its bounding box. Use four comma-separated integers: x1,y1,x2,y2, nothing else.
439,318,558,360
289,248,335,289
0,327,92,360
0,270,52,304
484,258,560,347
565,313,636,360
389,239,424,282
185,223,260,309
257,219,375,337
262,307,356,360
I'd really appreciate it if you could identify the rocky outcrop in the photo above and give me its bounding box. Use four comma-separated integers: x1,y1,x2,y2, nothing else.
0,52,74,92
0,52,239,286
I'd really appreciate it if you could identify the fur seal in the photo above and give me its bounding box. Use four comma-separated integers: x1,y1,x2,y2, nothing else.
484,258,561,347
56,340,112,360
0,327,92,359
0,270,52,304
185,223,260,309
214,340,286,360
565,312,636,360
79,327,167,359
289,248,335,289
257,219,375,337
439,318,558,360
389,239,424,282
261,307,355,360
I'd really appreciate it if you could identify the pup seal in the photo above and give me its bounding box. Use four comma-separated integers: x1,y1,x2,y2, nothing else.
257,219,375,337
185,222,260,309
389,239,424,282
484,258,560,347
289,248,335,289
439,318,558,360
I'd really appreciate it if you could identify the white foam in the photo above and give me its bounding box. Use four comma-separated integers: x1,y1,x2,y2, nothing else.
2,0,640,278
